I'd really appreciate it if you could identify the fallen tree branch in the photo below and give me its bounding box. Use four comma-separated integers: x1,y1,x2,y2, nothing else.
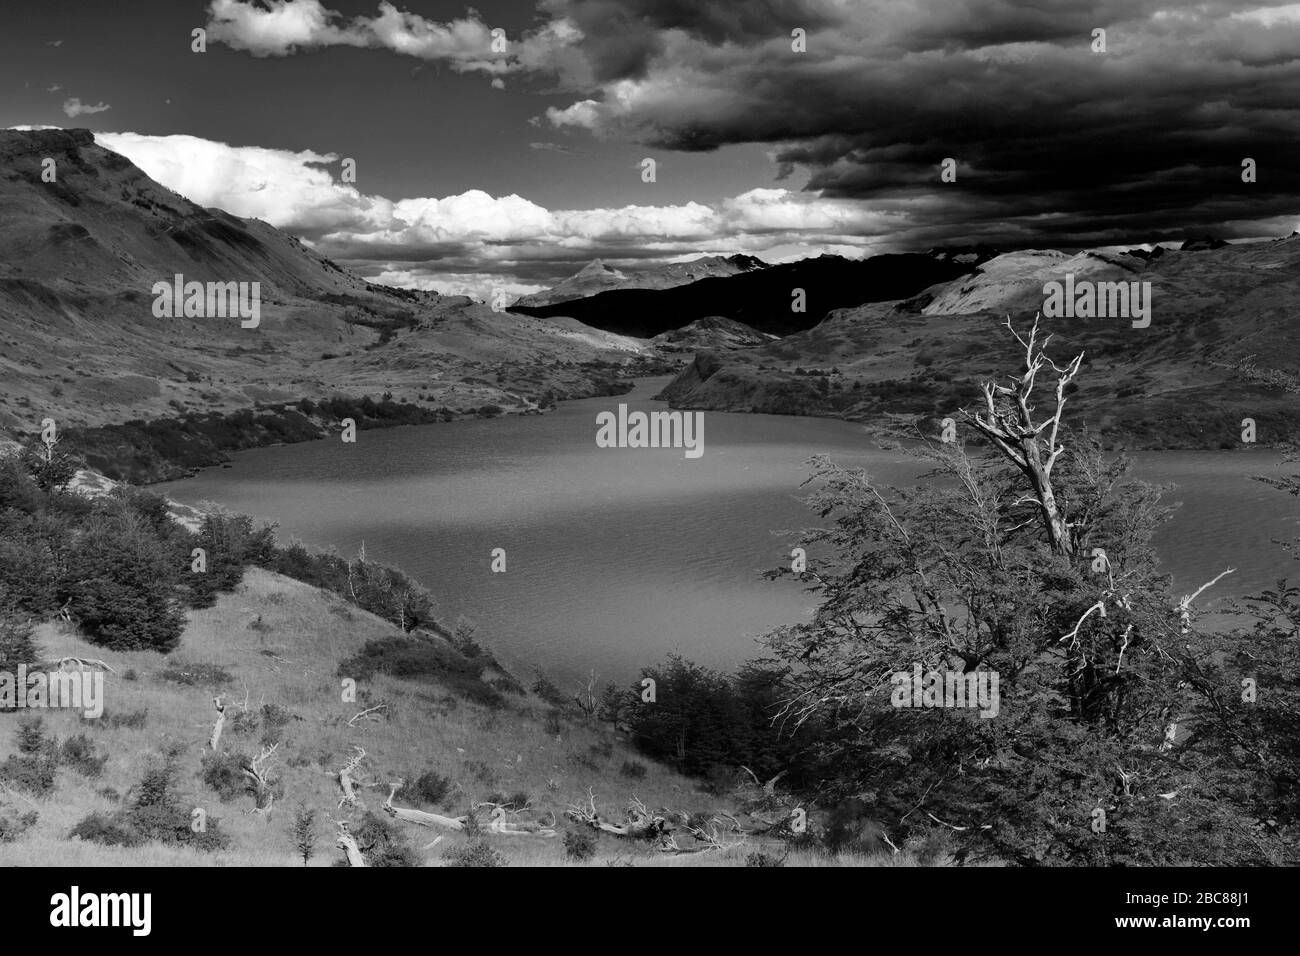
347,703,389,727
383,782,467,830
335,746,369,810
208,696,227,752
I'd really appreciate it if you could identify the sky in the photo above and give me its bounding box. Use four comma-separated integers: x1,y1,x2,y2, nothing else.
4,0,1300,300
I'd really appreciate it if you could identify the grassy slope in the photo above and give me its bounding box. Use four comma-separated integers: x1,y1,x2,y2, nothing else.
0,567,910,867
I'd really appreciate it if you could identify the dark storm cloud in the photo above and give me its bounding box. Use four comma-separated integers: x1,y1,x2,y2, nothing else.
544,0,1300,245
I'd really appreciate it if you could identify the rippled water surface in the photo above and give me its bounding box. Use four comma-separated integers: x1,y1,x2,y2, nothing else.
158,377,1295,680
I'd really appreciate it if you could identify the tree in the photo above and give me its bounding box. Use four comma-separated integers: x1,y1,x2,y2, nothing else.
21,432,77,492
765,316,1286,864
0,616,40,679
61,512,185,651
292,804,317,865
597,682,627,729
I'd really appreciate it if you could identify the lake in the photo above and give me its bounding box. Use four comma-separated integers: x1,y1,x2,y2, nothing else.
157,377,1295,683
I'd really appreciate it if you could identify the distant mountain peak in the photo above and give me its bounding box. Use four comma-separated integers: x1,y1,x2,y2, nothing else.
575,258,622,278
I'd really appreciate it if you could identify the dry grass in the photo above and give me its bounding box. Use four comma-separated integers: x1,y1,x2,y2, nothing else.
2,567,904,867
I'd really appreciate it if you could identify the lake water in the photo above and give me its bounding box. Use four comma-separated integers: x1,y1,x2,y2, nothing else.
157,377,1295,682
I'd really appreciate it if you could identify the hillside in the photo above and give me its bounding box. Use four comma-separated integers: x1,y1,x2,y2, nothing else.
0,128,666,439
650,315,775,352
509,252,983,338
514,254,768,308
656,241,1300,449
0,567,911,867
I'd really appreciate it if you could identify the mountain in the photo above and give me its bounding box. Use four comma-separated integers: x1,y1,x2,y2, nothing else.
0,128,661,440
656,240,1300,449
509,252,985,338
650,315,775,352
513,253,768,308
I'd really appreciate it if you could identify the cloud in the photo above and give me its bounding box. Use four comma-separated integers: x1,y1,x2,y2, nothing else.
529,0,1300,245
62,98,111,117
204,0,581,76
92,130,889,291
200,1,1300,247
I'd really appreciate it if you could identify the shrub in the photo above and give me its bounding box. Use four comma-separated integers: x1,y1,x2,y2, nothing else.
230,709,260,736
564,827,597,862
405,770,453,807
487,790,530,811
0,809,38,843
69,812,136,846
445,841,506,867
16,716,48,755
346,811,419,867
0,618,40,687
60,734,108,777
61,518,185,651
338,637,502,708
73,752,229,850
746,851,784,867
531,674,568,708
0,752,57,797
199,750,249,802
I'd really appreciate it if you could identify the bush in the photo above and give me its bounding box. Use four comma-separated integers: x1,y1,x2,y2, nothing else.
0,809,38,843
346,811,419,867
61,517,186,651
564,827,597,862
531,674,568,708
339,637,502,708
0,618,40,687
73,752,230,850
404,770,453,807
60,734,108,777
16,716,48,755
230,709,260,735
745,851,784,867
199,750,249,802
445,841,506,867
0,752,57,797
487,790,530,811
69,812,136,846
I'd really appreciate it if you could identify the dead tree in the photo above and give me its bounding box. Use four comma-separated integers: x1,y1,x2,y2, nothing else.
961,315,1083,557
208,697,227,752
478,803,558,837
565,790,674,840
382,782,467,830
49,656,117,674
335,746,369,810
242,743,279,815
572,670,599,717
334,820,366,867
347,703,388,727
